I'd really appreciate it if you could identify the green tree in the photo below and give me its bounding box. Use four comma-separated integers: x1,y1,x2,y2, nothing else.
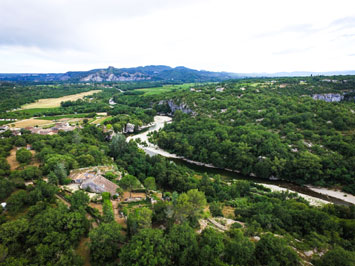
209,201,223,217
69,190,89,211
255,233,300,266
167,223,198,266
89,222,124,264
127,207,152,236
198,228,225,266
225,229,255,265
53,162,68,184
6,190,28,214
119,174,139,198
144,176,156,191
174,189,207,225
120,228,170,266
0,158,10,177
0,178,14,201
314,246,355,266
110,133,127,159
16,148,32,164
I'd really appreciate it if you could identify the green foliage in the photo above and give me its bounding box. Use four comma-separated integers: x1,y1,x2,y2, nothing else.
167,223,198,266
69,190,89,211
144,176,156,191
209,201,223,217
127,207,152,236
0,202,89,265
119,174,140,198
225,229,255,265
174,189,207,225
6,190,28,214
16,148,32,164
198,228,225,265
313,246,355,266
0,159,10,178
255,233,300,266
89,222,124,264
109,133,127,159
152,78,355,192
0,178,14,201
102,197,114,223
120,228,170,266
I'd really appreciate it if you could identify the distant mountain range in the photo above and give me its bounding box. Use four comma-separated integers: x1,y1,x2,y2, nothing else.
0,65,239,83
0,65,354,83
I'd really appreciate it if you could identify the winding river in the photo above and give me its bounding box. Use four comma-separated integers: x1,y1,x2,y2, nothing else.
127,116,354,206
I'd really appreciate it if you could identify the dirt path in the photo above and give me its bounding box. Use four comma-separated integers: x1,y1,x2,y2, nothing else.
76,237,91,266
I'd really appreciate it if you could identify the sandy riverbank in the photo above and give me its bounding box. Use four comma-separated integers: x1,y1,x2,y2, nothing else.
261,184,331,206
306,186,355,205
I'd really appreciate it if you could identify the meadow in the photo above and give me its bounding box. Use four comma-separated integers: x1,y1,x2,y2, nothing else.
21,90,101,109
132,83,197,95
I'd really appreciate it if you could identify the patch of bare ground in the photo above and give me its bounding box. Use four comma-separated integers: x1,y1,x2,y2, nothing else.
198,217,244,233
122,192,147,201
76,237,91,266
222,206,235,219
89,203,103,215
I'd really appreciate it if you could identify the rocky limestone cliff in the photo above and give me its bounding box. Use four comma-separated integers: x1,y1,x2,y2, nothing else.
124,123,135,133
80,71,150,82
159,100,195,115
312,93,344,102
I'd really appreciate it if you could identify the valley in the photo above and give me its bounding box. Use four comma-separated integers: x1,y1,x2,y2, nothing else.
0,75,354,266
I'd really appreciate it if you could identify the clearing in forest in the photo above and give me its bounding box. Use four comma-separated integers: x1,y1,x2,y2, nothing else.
21,90,101,109
7,147,39,170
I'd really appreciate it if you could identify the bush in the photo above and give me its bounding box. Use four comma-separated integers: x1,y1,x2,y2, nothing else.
209,201,223,217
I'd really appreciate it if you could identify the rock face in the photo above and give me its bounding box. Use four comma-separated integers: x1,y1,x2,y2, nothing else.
312,93,344,102
124,123,135,133
159,100,195,115
80,72,149,82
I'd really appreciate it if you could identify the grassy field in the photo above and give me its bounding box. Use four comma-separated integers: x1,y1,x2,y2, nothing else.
10,118,54,128
132,83,196,96
15,108,62,116
91,116,111,125
35,113,90,120
21,90,102,109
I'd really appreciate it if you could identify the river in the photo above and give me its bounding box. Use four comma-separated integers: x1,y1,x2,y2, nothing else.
127,116,353,206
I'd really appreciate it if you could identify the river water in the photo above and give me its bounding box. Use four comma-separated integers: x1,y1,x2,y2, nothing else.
127,116,352,206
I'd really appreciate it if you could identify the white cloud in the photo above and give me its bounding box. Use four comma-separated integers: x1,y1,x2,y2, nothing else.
0,0,355,73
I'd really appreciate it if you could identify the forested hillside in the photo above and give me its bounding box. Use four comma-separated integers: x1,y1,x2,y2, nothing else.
150,76,355,193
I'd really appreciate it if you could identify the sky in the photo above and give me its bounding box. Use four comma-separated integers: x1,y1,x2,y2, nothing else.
0,0,355,73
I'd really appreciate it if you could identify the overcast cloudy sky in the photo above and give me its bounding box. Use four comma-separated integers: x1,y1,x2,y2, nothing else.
1,0,355,73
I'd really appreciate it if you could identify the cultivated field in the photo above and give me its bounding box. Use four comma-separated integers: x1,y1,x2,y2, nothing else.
10,118,53,128
21,90,101,109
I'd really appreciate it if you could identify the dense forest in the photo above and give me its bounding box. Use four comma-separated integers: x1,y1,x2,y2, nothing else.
0,77,354,265
150,77,355,194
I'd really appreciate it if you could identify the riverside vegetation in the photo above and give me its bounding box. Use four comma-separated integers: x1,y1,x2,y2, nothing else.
0,76,354,265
